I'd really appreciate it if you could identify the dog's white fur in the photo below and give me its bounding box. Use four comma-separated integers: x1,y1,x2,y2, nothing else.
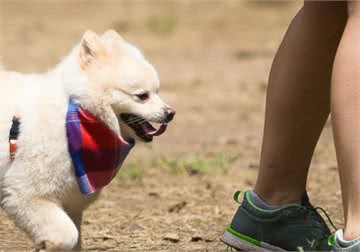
0,30,172,251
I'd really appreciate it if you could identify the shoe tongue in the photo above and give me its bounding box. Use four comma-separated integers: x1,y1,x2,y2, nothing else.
301,192,312,206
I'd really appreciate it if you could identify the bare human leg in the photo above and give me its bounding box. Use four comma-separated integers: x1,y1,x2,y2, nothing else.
254,2,347,205
331,0,360,241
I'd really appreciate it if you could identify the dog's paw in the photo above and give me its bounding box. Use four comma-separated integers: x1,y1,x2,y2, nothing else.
34,239,79,252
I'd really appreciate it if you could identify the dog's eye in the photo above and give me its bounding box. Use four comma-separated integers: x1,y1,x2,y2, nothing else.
135,92,149,101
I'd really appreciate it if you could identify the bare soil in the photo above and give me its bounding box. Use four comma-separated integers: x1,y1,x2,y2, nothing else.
0,1,343,251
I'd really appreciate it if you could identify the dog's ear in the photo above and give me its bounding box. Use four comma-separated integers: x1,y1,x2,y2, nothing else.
103,29,123,41
79,30,104,69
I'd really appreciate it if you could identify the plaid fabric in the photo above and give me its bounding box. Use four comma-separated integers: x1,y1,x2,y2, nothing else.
66,97,134,195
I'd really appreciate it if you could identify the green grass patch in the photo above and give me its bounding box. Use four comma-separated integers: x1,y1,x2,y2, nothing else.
117,162,144,180
118,152,240,180
183,153,240,175
146,15,177,35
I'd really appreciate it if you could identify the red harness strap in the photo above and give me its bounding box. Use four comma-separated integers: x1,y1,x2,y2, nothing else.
9,115,21,160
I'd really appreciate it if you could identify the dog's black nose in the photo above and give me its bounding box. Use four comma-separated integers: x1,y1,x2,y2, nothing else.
164,108,176,121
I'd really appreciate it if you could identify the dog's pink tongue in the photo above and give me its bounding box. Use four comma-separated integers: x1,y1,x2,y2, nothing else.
145,124,168,137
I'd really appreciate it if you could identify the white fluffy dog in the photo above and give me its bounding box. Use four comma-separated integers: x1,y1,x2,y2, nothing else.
0,30,175,251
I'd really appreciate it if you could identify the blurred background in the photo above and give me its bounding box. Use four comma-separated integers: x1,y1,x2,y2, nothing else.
0,1,342,251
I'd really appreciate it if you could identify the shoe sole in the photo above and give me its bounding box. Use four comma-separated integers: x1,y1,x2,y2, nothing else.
221,229,286,251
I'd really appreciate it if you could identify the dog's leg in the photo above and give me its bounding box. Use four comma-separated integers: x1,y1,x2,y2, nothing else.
30,199,79,251
4,198,79,251
67,208,83,251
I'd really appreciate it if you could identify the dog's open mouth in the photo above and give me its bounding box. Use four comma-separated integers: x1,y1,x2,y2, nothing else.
120,114,168,142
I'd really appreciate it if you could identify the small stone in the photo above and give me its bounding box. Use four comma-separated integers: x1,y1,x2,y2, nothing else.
168,201,187,213
248,163,258,169
128,223,145,232
148,192,160,197
186,166,201,176
163,233,180,243
245,179,253,186
191,236,203,242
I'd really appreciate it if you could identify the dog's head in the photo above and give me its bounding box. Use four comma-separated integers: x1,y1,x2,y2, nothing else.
75,30,175,142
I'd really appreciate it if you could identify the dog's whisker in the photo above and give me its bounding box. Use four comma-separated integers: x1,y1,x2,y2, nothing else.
129,116,148,123
133,120,148,125
128,119,146,126
127,117,146,124
127,116,144,122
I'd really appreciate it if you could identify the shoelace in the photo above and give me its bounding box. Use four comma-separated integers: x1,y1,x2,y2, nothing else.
314,206,337,231
297,205,337,231
297,205,338,251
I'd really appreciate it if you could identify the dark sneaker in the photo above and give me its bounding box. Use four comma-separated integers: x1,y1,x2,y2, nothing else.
329,230,360,252
221,190,332,251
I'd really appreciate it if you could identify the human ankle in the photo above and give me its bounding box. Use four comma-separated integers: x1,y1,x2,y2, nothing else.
249,190,301,210
253,188,304,206
344,228,360,241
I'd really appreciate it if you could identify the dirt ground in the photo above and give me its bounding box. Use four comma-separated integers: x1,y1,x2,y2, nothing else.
0,1,344,251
